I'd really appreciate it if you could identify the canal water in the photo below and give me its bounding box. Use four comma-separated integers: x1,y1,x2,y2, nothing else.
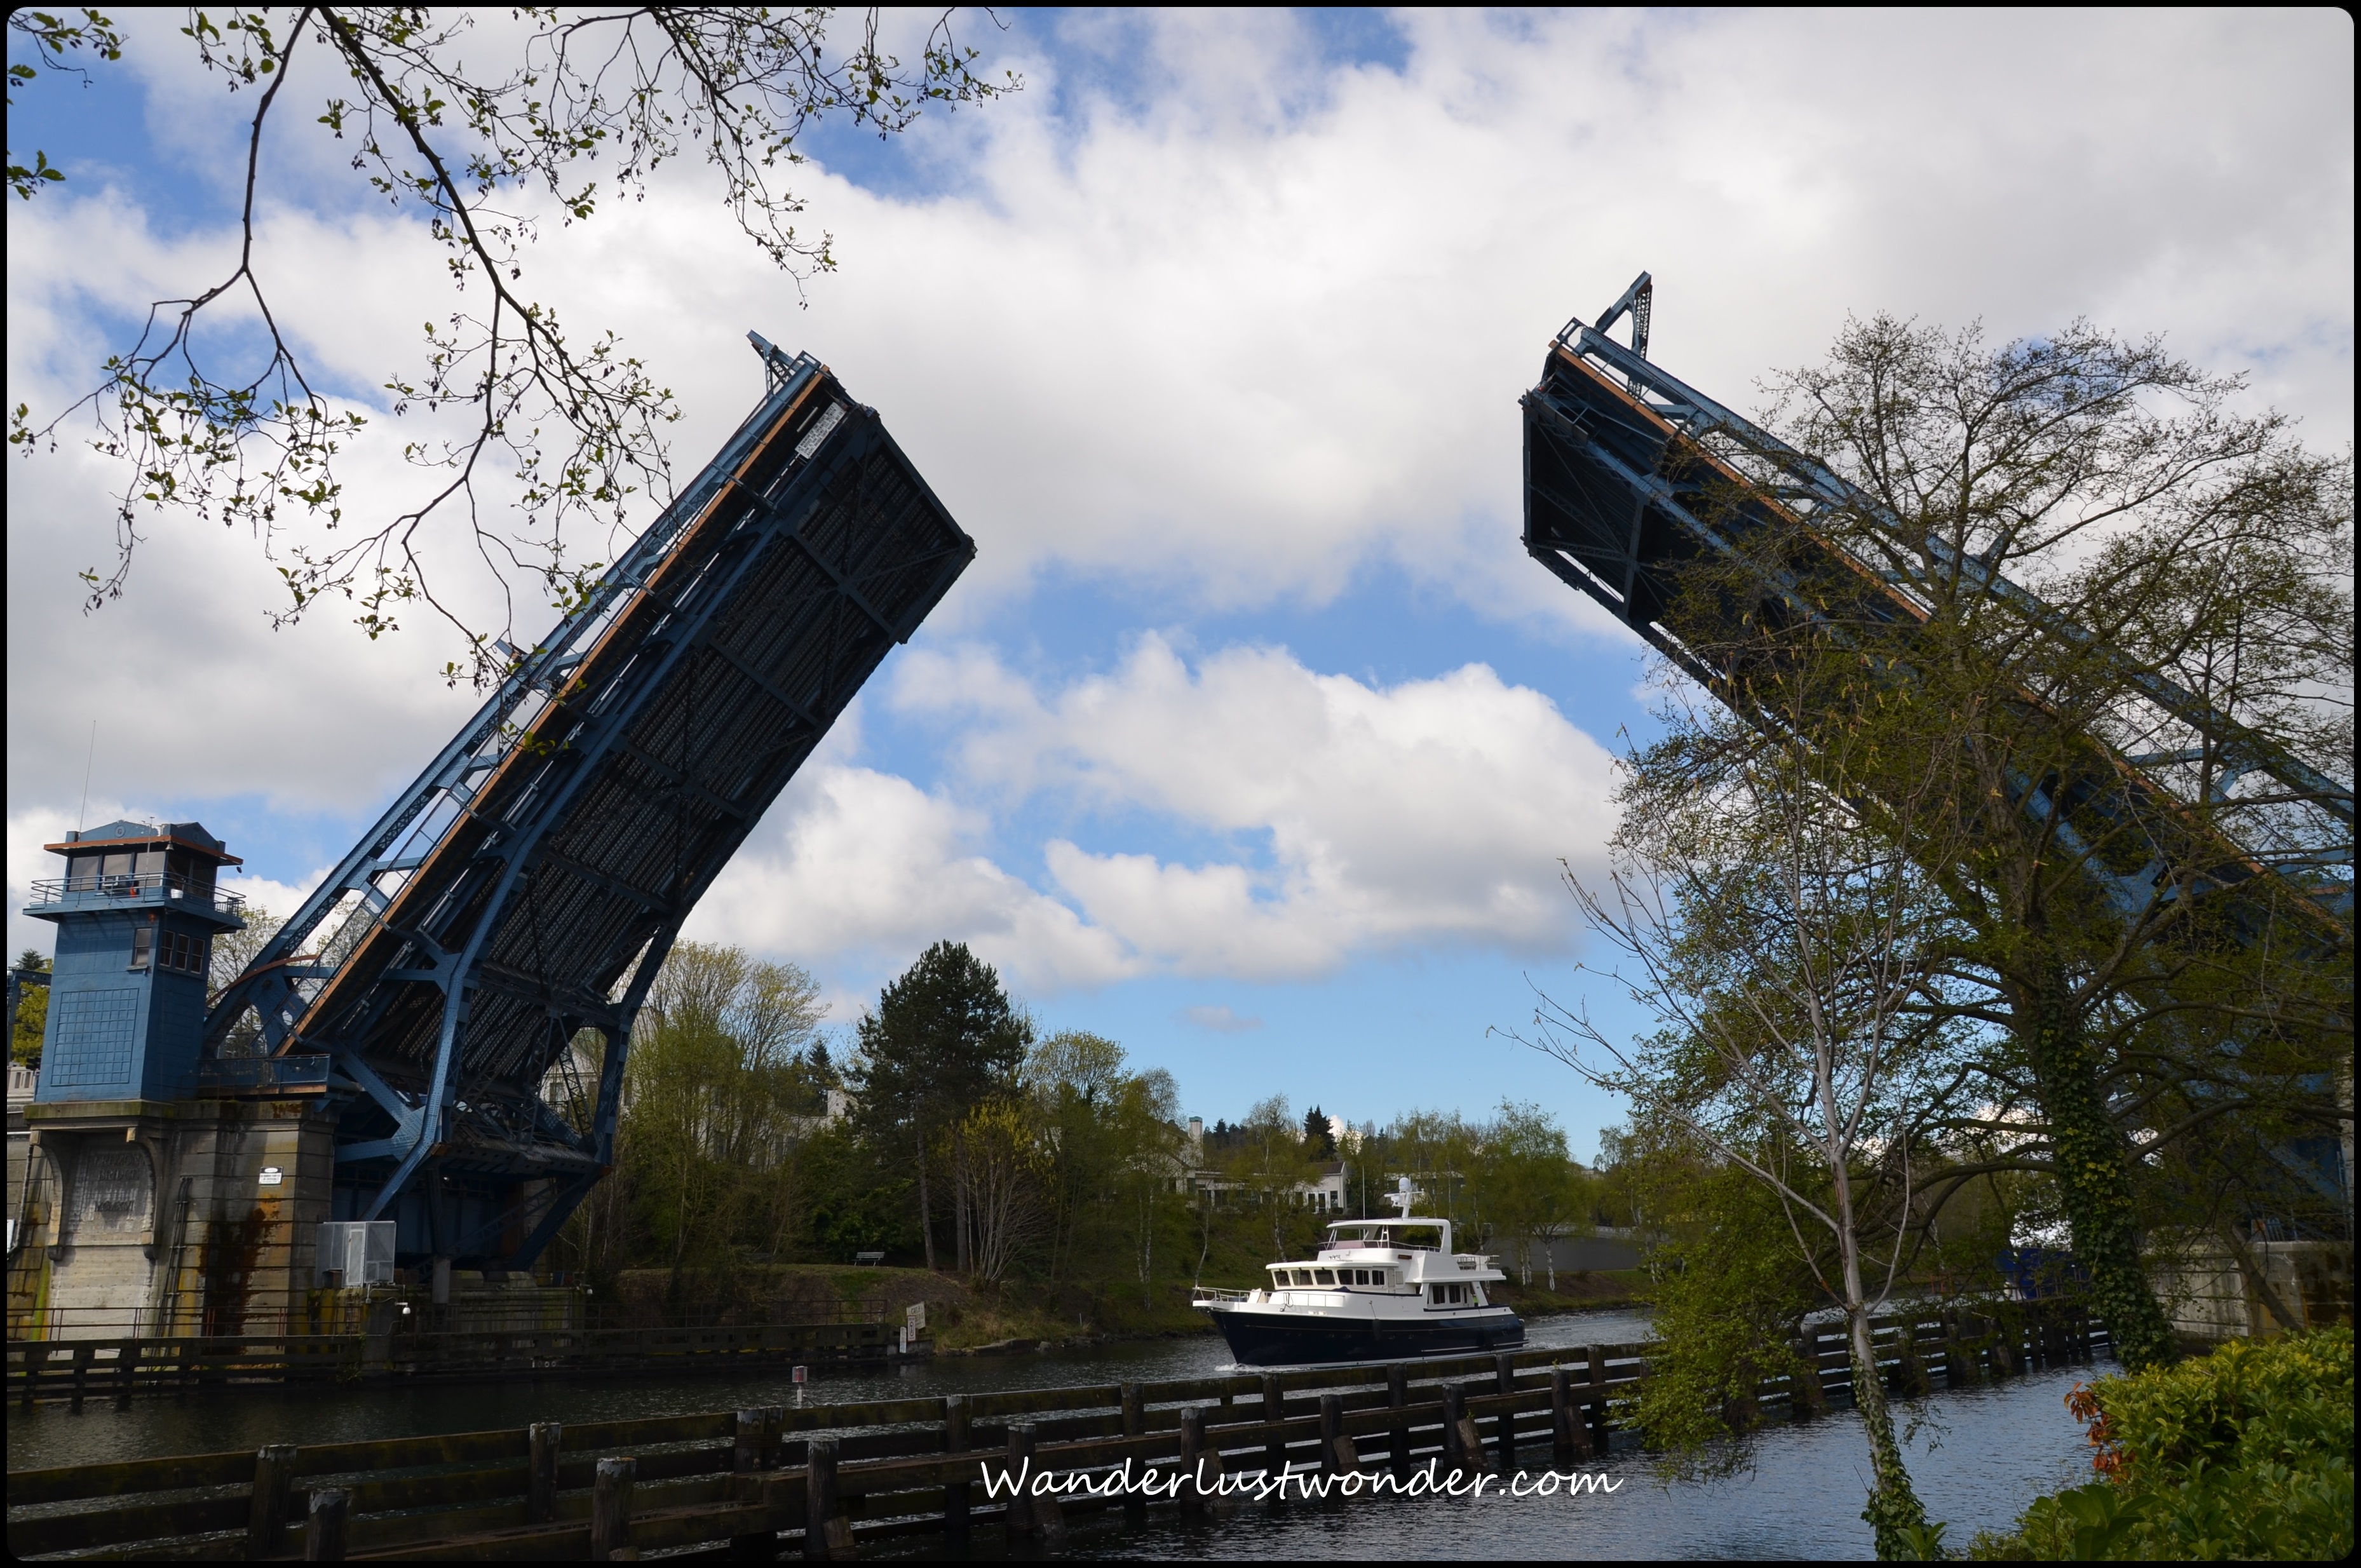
7,1308,2102,1558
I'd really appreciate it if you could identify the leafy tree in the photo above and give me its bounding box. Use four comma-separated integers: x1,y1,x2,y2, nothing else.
1627,1158,1818,1478
1528,722,1968,1555
1021,1031,1189,1308
620,940,825,1302
1229,1095,1318,1259
1626,314,2353,1372
852,940,1030,1271
11,950,51,1067
1469,1100,1582,1285
7,6,1015,680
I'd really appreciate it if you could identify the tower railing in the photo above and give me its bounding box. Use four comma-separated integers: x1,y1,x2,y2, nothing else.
26,872,246,916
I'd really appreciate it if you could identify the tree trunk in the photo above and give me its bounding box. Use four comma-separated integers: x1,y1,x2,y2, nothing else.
1830,1134,1927,1558
954,1125,972,1276
916,1126,936,1271
2012,960,2174,1370
1847,1309,1926,1559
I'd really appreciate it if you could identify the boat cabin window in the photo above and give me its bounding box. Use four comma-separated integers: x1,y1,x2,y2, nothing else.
1314,1268,1336,1287
1429,1282,1473,1307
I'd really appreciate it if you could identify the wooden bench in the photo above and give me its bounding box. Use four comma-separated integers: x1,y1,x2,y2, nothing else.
853,1252,886,1266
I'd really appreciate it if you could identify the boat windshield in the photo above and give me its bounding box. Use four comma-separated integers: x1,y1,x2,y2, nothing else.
1328,1221,1445,1251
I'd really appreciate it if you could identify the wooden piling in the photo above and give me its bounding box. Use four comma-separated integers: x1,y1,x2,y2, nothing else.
1993,1314,2020,1374
1893,1320,1930,1397
527,1422,561,1525
1005,1423,1041,1537
1550,1363,1586,1457
304,1487,350,1562
1120,1384,1147,1520
248,1443,298,1557
1177,1406,1209,1522
1261,1373,1289,1479
1442,1382,1476,1474
1792,1332,1829,1414
802,1438,844,1560
1585,1344,1611,1452
114,1342,140,1410
592,1456,637,1562
1942,1312,1976,1388
69,1344,91,1413
1005,1423,1066,1544
1386,1362,1411,1475
942,1393,973,1539
731,1408,781,1558
1320,1393,1358,1476
1494,1353,1519,1466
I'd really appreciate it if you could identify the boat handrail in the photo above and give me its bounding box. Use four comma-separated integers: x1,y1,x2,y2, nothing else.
1191,1286,1254,1304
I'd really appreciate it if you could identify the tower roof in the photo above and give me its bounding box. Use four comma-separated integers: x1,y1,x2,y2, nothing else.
46,820,242,865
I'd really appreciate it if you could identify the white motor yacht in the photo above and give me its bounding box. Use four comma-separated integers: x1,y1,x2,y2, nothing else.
1193,1213,1525,1366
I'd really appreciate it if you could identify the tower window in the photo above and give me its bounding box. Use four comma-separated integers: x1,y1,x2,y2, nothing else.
130,926,152,969
158,929,208,974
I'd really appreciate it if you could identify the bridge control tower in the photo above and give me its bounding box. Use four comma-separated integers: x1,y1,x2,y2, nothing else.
15,822,334,1341
29,820,246,1102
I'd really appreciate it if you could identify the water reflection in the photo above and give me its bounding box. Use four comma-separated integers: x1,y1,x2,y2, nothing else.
882,1360,2102,1562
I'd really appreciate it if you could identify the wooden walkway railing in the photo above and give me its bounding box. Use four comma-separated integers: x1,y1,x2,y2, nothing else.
6,1302,2106,1561
8,1319,912,1408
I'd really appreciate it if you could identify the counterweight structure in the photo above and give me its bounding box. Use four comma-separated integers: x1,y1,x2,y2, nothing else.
203,339,975,1269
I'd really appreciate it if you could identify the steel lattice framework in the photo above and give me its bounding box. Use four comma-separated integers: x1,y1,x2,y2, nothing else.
1522,274,2354,924
204,339,975,1267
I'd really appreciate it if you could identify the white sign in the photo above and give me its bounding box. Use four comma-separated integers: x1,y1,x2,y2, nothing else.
258,1166,284,1187
905,1302,926,1332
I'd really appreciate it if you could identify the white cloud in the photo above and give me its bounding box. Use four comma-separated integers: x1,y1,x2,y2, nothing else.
676,635,1618,995
896,634,1620,979
682,762,1139,996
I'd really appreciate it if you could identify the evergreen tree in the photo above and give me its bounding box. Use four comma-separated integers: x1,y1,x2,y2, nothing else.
853,942,1031,1271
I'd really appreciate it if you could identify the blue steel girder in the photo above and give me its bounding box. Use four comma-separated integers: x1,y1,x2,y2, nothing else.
200,340,975,1262
1522,279,2354,936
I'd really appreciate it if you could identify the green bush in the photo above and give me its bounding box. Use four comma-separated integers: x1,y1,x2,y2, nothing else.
1976,1325,2352,1560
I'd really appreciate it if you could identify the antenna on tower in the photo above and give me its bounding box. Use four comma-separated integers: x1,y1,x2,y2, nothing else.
77,720,97,832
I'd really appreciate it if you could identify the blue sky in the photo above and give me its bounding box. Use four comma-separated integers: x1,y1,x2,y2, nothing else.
7,8,2351,1156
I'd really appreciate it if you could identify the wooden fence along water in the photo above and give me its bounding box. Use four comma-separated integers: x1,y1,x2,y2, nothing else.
7,1316,913,1407
6,1302,2105,1562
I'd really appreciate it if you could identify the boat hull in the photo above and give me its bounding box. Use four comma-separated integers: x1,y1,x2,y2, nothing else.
1205,1306,1526,1367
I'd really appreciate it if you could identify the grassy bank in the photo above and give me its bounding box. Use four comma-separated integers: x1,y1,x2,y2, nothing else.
1492,1270,1649,1317
607,1264,1217,1353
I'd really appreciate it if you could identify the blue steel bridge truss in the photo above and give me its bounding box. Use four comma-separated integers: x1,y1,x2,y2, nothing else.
1522,273,2354,921
1522,276,2353,1219
203,339,975,1269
